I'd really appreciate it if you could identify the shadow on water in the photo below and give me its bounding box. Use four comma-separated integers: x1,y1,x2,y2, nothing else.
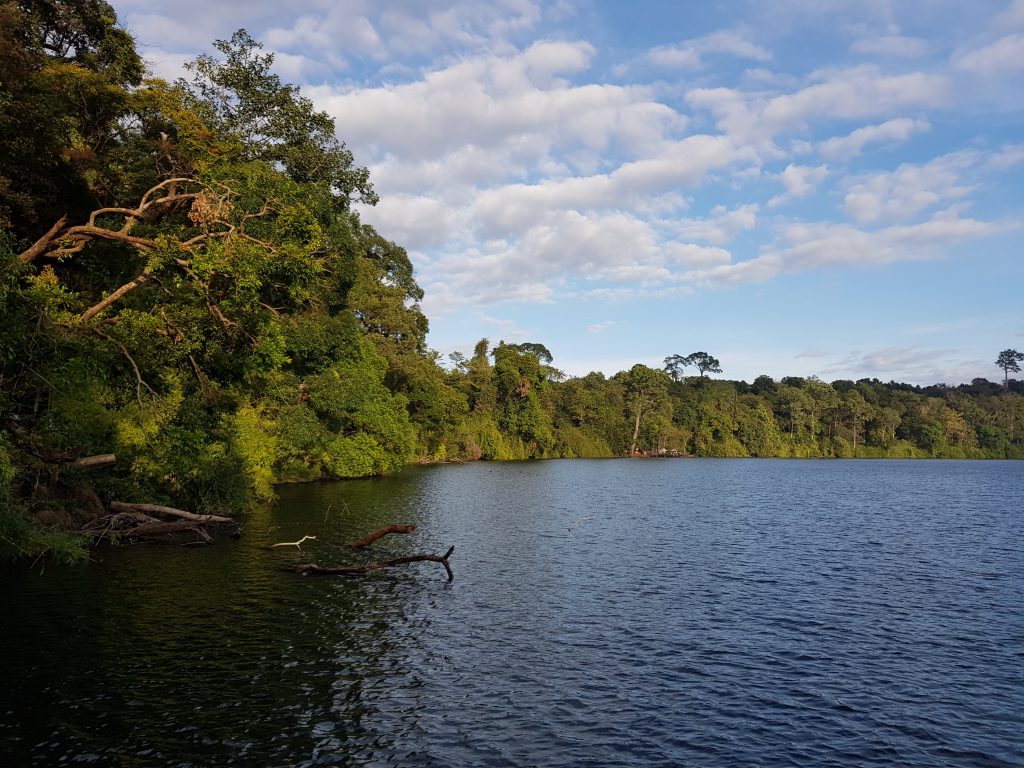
1,459,1022,767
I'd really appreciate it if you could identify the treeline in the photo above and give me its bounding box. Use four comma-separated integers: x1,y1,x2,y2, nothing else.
429,344,1024,462
1,4,1021,561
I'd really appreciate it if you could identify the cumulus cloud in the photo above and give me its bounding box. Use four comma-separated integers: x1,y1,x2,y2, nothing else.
309,42,689,168
818,118,930,161
768,164,829,208
842,152,975,224
109,0,1019,322
954,34,1024,74
676,204,759,245
688,66,950,140
646,29,772,70
780,208,997,270
850,34,929,58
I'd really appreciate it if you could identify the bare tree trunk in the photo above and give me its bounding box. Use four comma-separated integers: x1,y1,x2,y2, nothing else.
110,501,232,524
630,408,642,455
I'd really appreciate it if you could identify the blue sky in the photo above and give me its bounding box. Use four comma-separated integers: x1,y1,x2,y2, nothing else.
113,0,1023,384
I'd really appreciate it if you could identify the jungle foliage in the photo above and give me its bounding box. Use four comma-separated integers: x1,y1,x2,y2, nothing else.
1,5,1021,562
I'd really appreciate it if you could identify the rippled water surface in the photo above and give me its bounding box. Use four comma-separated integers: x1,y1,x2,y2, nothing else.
2,459,1022,767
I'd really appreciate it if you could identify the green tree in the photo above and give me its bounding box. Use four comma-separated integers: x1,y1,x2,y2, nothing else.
663,354,690,381
996,349,1023,388
618,364,670,455
687,351,722,377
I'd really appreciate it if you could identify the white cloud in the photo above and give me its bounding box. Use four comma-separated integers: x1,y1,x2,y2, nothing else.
666,243,734,266
781,208,997,270
842,152,975,224
996,0,1024,29
688,66,950,140
954,34,1024,74
646,29,772,70
850,34,929,58
587,321,615,333
768,164,829,208
309,42,690,168
819,117,930,161
676,204,759,245
988,144,1024,169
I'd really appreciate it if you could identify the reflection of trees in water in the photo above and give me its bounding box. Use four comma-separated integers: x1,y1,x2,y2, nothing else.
1,472,444,766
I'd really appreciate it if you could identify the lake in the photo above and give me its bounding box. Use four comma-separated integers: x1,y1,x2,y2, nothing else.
1,459,1022,767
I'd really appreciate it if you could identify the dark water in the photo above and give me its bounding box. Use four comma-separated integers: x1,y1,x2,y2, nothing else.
1,459,1022,767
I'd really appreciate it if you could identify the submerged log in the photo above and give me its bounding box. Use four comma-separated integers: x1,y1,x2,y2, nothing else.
109,501,233,524
288,546,455,582
125,520,212,542
349,523,416,549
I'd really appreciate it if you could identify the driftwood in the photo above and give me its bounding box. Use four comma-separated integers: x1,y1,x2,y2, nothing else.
349,523,416,549
109,501,232,524
288,546,455,582
125,520,212,542
270,535,316,549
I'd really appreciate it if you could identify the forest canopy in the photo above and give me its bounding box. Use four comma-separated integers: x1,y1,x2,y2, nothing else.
1,3,1021,562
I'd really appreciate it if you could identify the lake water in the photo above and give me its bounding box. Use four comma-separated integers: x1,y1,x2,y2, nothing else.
1,459,1022,767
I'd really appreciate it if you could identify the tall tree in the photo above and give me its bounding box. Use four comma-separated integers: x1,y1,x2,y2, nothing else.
996,349,1023,388
663,354,690,381
687,351,722,378
618,364,670,455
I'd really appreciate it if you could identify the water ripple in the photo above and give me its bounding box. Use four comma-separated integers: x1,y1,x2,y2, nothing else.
1,459,1022,766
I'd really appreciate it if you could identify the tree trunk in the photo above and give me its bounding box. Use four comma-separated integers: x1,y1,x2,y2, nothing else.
109,501,232,524
630,407,642,455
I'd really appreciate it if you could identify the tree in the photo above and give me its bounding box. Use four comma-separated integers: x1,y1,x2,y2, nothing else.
687,351,722,378
0,0,143,239
618,364,670,455
181,30,375,208
663,354,690,381
996,349,1024,388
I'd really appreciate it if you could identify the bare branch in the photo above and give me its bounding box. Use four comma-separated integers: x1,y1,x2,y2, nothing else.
19,216,67,263
270,535,317,549
80,270,152,322
90,329,156,410
349,524,416,549
18,178,199,264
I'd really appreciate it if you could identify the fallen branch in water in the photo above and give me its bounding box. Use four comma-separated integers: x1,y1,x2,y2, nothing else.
287,545,455,582
270,535,316,549
84,502,233,545
349,523,416,549
109,501,233,524
126,520,213,542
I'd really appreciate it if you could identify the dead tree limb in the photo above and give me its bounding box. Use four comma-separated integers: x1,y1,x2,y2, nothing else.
270,535,316,549
74,454,116,469
349,523,416,549
125,520,213,542
109,501,233,524
288,546,455,582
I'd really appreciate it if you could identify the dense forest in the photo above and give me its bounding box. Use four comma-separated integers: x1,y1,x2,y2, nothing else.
2,2,1022,562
